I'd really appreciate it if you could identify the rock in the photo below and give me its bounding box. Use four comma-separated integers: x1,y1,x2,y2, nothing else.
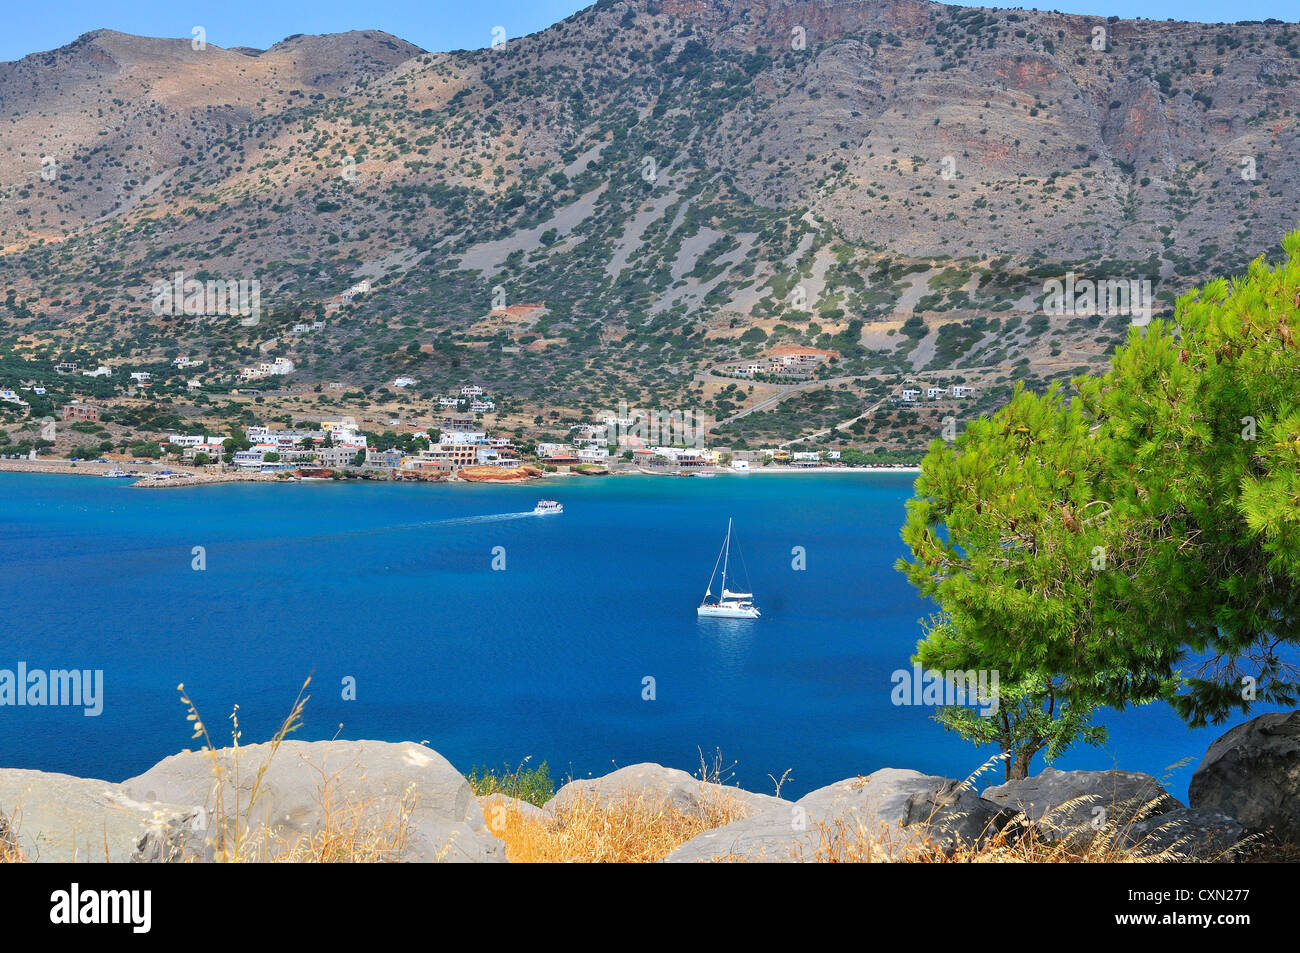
122,740,504,863
664,805,817,863
1188,710,1300,843
666,768,1018,863
0,768,197,863
982,768,1181,848
544,763,789,821
132,804,211,863
479,793,551,835
1118,808,1249,861
456,465,542,482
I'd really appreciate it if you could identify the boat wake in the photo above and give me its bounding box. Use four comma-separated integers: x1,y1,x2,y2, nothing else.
0,511,547,569
274,509,542,545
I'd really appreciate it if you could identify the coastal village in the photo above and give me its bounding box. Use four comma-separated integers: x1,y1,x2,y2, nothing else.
0,285,988,486
0,365,979,485
0,263,999,487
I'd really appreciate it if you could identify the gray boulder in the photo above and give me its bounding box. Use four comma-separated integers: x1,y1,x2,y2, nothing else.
982,768,1181,849
666,768,1017,863
0,768,198,863
545,763,789,821
1189,710,1300,843
122,740,504,863
479,793,551,835
1118,808,1249,861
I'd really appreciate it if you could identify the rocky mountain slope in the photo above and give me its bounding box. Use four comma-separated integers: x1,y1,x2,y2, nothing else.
0,0,1296,448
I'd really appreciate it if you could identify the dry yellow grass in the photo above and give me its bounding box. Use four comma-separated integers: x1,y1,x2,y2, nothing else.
482,754,1253,864
0,693,1264,864
483,792,1251,864
483,787,754,863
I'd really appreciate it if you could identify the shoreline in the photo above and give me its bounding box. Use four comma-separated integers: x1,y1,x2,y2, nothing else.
727,465,919,474
0,457,920,487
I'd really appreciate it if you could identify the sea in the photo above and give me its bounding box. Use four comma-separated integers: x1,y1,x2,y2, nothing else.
0,471,1275,801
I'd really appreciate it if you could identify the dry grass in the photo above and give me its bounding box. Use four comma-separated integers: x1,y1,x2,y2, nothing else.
173,678,435,863
484,791,1251,864
0,680,436,864
0,819,20,863
790,757,1253,864
263,772,421,863
0,702,1270,864
483,755,1255,864
484,786,754,863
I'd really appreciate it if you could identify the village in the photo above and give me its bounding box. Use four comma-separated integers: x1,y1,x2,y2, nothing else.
0,369,978,486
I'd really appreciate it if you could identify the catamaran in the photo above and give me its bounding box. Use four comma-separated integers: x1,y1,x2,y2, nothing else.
697,518,760,619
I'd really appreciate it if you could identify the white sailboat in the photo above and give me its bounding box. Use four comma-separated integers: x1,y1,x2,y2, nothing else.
697,518,760,619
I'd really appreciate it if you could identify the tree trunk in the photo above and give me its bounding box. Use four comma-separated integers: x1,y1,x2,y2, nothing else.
1009,750,1034,781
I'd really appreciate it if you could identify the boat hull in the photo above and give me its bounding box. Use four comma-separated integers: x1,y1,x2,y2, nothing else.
697,605,760,619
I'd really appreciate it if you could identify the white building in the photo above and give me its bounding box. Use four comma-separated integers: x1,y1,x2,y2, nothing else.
183,443,225,463
578,447,609,463
233,447,277,468
926,387,947,400
460,384,484,397
901,389,919,402
0,389,27,405
440,431,486,446
338,280,370,306
82,366,111,378
394,377,418,388
129,371,152,384
952,385,975,399
537,442,575,460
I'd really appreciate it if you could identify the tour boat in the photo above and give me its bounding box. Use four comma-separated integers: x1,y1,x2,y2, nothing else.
533,500,563,515
697,518,760,619
101,468,129,478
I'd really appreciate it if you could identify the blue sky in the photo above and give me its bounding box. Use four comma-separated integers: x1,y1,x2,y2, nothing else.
2,0,1296,63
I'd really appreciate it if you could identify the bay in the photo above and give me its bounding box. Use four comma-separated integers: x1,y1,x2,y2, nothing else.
0,471,1268,800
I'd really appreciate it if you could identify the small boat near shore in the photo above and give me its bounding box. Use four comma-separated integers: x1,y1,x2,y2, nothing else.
101,468,130,478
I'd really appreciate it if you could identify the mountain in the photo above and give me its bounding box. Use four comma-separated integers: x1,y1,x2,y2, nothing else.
0,0,1296,452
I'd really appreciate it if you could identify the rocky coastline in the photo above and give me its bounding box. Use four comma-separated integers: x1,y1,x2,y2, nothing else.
1,712,1295,863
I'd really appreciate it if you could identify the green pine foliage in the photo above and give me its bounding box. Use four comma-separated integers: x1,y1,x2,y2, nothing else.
899,227,1300,777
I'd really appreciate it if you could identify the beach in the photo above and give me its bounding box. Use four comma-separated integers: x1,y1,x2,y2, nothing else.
0,456,920,487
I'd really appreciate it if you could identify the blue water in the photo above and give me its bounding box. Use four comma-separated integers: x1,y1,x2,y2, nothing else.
0,472,1273,801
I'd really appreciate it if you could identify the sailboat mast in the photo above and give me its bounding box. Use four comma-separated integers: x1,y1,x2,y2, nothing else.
721,518,731,595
